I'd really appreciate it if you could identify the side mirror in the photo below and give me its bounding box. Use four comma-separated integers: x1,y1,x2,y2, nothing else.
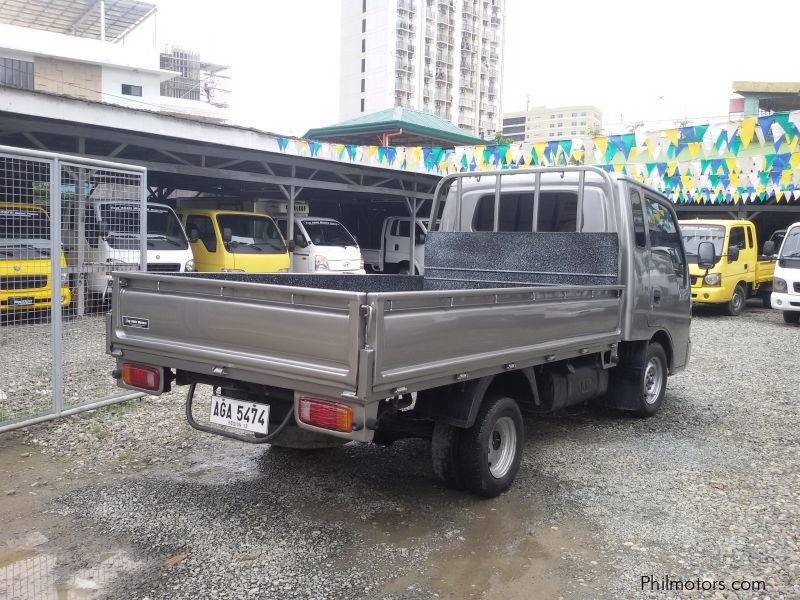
727,246,740,262
100,222,110,238
763,240,776,256
293,236,307,249
415,232,427,244
188,228,200,243
286,240,296,252
222,227,233,243
697,241,716,270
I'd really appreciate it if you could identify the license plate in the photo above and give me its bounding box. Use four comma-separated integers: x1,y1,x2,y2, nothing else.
8,297,34,306
209,395,269,434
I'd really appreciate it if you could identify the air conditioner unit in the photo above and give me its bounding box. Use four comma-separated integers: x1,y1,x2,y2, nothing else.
256,199,309,216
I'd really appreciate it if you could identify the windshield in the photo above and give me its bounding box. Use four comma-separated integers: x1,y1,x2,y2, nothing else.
0,207,52,259
99,203,188,251
216,214,285,254
301,220,357,247
780,228,800,258
681,225,725,260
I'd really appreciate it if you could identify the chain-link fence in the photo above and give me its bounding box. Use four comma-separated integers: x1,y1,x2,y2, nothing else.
0,145,147,432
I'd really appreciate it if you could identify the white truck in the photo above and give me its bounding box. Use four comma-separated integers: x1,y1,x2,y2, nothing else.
63,201,194,307
275,216,365,274
767,221,800,324
362,216,430,274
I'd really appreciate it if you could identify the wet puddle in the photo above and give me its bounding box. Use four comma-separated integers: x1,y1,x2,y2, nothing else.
0,547,138,599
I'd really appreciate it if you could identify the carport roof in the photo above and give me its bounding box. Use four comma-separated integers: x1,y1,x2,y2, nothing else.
305,107,485,147
0,0,156,42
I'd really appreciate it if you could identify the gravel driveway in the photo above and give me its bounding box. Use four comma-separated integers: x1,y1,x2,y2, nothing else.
1,306,798,599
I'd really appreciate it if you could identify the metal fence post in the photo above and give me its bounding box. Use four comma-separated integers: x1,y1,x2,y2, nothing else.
139,172,147,270
50,156,64,416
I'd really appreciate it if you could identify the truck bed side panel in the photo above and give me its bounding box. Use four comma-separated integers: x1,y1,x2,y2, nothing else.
370,286,623,390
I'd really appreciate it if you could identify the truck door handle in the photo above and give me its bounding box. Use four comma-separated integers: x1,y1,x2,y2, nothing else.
744,264,748,269
394,244,399,251
653,289,661,305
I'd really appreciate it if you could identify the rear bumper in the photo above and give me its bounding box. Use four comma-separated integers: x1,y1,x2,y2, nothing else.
771,292,800,311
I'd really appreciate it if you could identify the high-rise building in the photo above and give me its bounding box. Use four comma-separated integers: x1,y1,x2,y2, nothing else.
340,0,505,139
502,105,603,142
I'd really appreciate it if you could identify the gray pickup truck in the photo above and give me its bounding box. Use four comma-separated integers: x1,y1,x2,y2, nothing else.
107,167,691,497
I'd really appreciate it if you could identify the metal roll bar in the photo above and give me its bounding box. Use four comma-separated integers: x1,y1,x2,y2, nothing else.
428,165,617,233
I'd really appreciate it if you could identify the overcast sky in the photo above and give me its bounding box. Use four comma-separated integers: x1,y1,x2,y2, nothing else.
149,0,798,137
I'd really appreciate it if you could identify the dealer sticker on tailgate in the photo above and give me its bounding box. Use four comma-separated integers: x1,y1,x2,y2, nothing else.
210,395,269,435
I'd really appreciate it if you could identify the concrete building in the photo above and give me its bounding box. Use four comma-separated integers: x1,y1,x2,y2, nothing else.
501,105,603,142
731,81,800,117
0,0,228,122
340,0,505,139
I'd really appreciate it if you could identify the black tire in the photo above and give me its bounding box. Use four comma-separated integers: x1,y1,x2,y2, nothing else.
458,395,524,498
724,284,746,316
634,343,668,417
431,423,463,489
784,311,800,324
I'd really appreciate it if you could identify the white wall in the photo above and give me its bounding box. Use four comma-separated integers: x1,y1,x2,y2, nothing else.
100,67,163,110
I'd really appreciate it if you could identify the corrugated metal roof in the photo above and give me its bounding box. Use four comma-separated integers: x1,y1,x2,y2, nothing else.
305,107,485,146
0,0,156,42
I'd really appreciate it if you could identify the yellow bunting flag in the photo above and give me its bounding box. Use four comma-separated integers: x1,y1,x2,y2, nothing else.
730,173,740,187
666,161,679,176
725,158,738,173
533,141,547,163
593,137,608,157
781,170,793,185
572,149,584,162
664,129,680,147
739,117,757,148
790,152,800,171
687,143,701,159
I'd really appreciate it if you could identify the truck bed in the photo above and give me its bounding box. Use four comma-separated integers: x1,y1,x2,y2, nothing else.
107,232,624,403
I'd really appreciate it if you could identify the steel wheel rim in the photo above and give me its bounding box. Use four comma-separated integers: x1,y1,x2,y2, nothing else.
487,416,517,479
732,290,743,311
644,358,664,405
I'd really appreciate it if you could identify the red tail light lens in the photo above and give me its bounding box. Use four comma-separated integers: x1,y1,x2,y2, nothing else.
298,397,353,433
122,363,161,391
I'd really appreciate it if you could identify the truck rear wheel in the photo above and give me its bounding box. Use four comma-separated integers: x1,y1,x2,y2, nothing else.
458,395,523,498
784,311,800,324
635,343,668,417
431,423,463,489
724,284,746,316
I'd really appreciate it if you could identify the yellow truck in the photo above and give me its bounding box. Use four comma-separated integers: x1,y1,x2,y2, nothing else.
679,219,775,316
1,202,71,314
178,209,290,273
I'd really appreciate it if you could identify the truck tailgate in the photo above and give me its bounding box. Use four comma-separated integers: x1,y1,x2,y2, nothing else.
109,273,366,394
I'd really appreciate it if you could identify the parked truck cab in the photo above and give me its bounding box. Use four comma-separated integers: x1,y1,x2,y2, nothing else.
178,209,289,273
1,202,71,313
362,216,431,274
768,221,800,324
679,219,775,315
276,216,365,274
63,201,194,306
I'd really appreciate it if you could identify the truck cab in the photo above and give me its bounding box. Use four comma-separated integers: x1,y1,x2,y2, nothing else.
679,219,775,315
362,216,430,274
179,209,289,273
769,221,800,324
1,202,71,313
275,216,364,274
63,201,194,305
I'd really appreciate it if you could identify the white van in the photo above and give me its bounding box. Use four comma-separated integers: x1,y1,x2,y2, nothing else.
770,221,800,324
276,216,365,274
361,216,431,275
64,201,193,304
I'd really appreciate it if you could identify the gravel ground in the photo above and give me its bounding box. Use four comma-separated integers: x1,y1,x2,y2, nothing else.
1,305,798,598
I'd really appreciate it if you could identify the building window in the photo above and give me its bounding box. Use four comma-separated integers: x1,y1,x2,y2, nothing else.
572,121,577,126
580,121,586,125
549,124,554,128
361,58,366,72
363,0,367,11
362,39,366,52
558,113,563,117
121,84,142,96
581,111,587,116
361,78,365,92
362,18,366,33
572,112,577,117
0,57,34,90
549,114,555,118
361,98,365,112
558,122,563,127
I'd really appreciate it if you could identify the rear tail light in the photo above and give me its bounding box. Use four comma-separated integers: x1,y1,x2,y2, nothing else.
298,397,353,432
122,363,161,391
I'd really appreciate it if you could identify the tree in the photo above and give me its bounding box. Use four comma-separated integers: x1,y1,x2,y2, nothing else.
492,131,514,144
